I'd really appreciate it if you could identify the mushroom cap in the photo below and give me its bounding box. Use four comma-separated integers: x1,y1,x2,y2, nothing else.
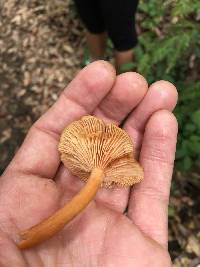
58,116,143,188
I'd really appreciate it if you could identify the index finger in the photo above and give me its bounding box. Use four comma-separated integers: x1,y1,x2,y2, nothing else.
6,61,116,179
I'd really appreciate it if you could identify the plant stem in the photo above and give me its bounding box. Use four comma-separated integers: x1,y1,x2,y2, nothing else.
17,167,104,249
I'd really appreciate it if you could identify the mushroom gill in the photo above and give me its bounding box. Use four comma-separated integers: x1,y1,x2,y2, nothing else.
17,115,143,249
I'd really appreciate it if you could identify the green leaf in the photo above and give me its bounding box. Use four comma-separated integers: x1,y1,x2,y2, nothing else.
191,110,200,129
176,148,186,159
195,157,200,168
176,138,190,159
184,123,196,133
168,205,175,218
187,140,200,154
183,156,192,171
190,135,200,141
119,62,135,73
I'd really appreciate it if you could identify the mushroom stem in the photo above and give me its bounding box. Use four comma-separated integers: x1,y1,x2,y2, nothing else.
17,167,104,249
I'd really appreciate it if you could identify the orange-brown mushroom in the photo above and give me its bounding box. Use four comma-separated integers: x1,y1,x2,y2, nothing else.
18,115,143,249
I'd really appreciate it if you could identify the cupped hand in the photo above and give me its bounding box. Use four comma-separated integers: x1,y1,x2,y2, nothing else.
0,61,178,267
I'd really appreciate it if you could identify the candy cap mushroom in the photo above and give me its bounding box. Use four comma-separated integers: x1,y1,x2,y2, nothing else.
17,116,143,249
59,115,143,187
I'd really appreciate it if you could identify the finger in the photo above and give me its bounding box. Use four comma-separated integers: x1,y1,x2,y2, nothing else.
124,81,178,152
94,72,148,124
93,72,147,210
128,110,178,247
6,61,116,178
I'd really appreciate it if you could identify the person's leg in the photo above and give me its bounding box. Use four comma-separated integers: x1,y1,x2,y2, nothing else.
100,0,139,71
114,49,134,70
74,0,107,61
85,31,107,60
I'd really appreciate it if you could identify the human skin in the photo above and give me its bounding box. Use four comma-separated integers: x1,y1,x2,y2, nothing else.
0,61,178,267
85,31,107,59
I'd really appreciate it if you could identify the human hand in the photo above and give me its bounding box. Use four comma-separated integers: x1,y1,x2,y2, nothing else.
0,61,177,267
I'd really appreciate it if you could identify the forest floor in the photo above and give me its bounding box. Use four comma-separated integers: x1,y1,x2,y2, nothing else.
0,1,200,266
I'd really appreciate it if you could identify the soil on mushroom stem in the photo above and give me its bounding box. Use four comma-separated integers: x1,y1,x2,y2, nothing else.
0,1,199,266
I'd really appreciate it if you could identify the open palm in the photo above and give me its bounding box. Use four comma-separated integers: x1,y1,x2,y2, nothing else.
0,61,178,267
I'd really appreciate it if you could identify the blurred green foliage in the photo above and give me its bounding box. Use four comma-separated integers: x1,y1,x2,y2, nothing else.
132,0,200,171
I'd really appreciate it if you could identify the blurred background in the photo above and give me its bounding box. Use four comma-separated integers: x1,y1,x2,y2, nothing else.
0,0,200,266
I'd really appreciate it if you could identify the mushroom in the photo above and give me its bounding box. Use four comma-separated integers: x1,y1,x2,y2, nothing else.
18,115,143,249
